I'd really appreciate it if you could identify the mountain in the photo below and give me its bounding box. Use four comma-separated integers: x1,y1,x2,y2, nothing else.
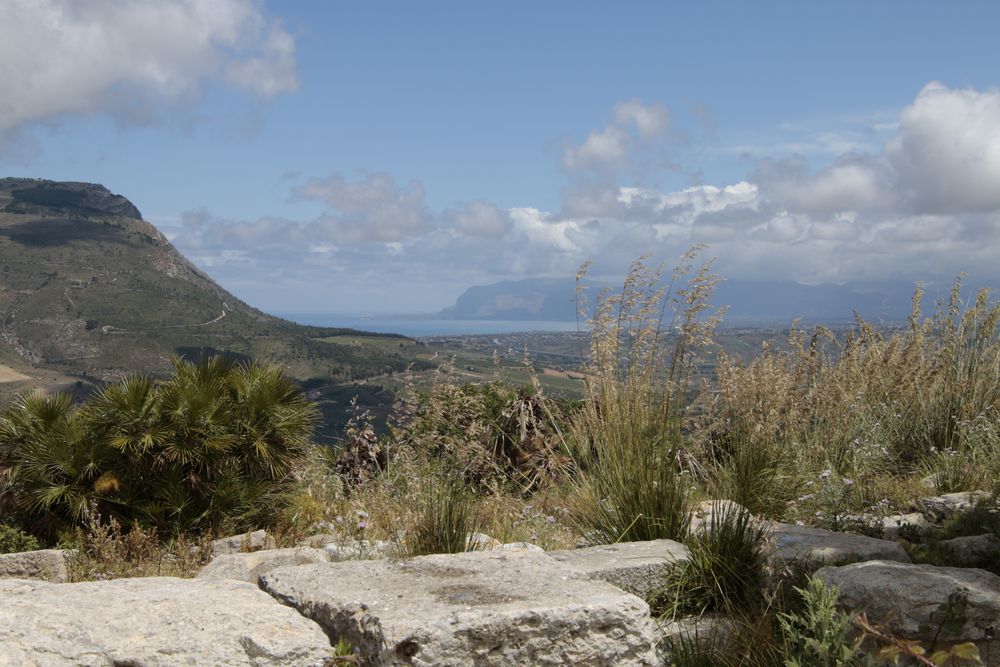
438,276,925,325
0,178,417,390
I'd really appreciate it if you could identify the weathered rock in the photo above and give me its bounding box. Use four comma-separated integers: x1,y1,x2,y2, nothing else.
939,533,1000,567
0,549,70,583
547,539,690,599
323,539,394,561
261,550,659,666
768,523,910,573
297,533,340,548
880,512,934,541
817,561,1000,664
198,547,330,583
0,576,332,666
211,529,271,556
919,491,991,521
689,499,751,534
656,614,737,657
493,541,544,552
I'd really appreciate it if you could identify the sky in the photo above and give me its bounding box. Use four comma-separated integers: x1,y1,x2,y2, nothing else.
2,1,1000,314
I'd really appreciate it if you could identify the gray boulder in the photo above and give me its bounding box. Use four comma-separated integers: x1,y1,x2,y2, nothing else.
198,547,330,583
261,549,659,666
768,523,910,574
0,576,332,666
879,512,934,541
323,539,394,561
211,529,271,556
919,491,992,521
0,549,71,583
547,539,690,599
939,533,1000,567
817,560,1000,664
656,614,737,658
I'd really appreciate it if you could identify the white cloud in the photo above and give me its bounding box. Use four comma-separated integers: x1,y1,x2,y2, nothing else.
0,0,297,137
295,171,430,244
562,126,628,172
445,201,513,238
614,99,669,137
562,99,669,172
168,83,1000,313
887,82,1000,213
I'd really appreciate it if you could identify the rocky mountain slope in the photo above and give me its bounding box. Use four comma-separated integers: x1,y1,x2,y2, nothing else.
0,178,415,388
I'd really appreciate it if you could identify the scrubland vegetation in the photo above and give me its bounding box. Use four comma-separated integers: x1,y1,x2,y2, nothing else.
2,249,998,664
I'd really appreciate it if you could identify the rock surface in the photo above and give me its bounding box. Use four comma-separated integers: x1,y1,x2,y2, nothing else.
198,547,330,583
919,491,991,521
939,533,1000,567
323,539,394,561
211,529,271,556
0,576,332,666
879,512,934,541
818,560,1000,664
657,614,737,656
547,539,690,599
0,549,71,583
261,549,659,666
769,523,910,573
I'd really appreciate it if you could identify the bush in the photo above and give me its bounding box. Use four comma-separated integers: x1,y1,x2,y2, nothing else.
778,576,861,667
0,523,40,553
0,357,318,539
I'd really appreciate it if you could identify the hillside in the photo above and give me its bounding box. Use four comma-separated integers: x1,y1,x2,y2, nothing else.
438,276,922,324
0,178,424,416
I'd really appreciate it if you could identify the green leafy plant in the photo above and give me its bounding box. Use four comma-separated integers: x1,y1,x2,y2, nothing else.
0,523,40,553
778,576,862,667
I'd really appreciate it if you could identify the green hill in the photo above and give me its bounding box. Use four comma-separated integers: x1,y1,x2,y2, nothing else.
0,178,427,432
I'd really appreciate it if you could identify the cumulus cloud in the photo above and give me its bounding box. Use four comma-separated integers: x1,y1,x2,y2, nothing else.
170,83,1000,313
445,201,513,237
295,171,430,244
0,0,297,137
887,82,1000,213
562,99,669,172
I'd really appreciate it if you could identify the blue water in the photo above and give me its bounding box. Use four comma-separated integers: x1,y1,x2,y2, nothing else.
279,314,579,337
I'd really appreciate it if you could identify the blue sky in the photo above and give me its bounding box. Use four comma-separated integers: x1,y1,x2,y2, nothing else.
3,1,1000,313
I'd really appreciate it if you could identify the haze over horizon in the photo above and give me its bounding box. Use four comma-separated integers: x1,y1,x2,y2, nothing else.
2,1,1000,315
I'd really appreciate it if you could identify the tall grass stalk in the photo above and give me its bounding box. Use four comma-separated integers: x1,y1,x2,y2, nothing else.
565,249,723,543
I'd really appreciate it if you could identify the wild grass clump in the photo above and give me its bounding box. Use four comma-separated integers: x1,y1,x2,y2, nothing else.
653,500,769,619
66,507,213,581
565,250,723,543
699,276,1000,521
395,470,484,557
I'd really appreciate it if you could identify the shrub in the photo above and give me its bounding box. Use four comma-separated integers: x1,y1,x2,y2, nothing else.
778,576,862,667
0,357,318,539
0,523,40,553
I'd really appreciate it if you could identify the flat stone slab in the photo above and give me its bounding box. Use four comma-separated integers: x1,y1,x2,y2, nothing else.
211,529,271,556
0,576,332,666
261,550,659,666
0,549,70,583
198,547,330,583
918,491,992,521
547,539,690,599
818,560,1000,664
769,523,910,573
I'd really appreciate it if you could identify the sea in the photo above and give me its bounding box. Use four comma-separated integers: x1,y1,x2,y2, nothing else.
278,314,579,338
